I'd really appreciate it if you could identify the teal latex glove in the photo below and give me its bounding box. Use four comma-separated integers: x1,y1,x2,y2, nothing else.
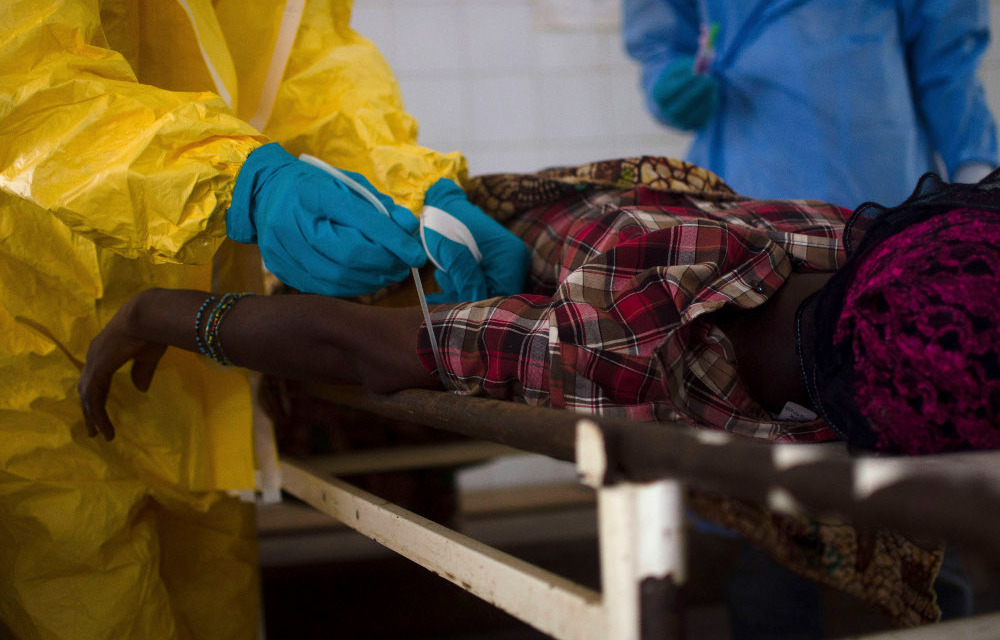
227,143,425,297
652,56,719,131
420,178,530,303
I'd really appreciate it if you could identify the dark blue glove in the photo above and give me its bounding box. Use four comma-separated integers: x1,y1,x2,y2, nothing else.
652,56,719,131
227,143,425,297
420,178,530,303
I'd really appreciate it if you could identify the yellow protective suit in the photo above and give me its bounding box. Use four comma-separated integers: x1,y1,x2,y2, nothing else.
0,1,467,638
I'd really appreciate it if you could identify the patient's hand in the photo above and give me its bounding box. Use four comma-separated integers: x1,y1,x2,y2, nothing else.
77,288,443,442
78,295,167,441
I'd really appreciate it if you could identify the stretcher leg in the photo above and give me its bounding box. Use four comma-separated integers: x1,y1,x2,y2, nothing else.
578,419,686,640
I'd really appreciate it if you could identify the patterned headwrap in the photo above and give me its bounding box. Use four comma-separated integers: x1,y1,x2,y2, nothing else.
797,171,1000,455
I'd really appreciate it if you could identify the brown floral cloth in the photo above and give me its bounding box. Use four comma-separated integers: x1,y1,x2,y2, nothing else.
465,155,743,224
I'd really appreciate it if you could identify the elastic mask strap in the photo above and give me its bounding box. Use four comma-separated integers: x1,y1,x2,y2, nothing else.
298,155,450,389
419,205,482,272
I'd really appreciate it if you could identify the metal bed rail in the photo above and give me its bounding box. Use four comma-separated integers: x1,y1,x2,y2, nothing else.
279,385,1000,639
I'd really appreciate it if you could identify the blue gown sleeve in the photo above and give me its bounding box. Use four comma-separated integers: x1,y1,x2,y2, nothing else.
623,0,702,125
900,0,999,176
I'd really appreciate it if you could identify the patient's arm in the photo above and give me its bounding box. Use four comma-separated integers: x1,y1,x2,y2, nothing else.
79,288,439,440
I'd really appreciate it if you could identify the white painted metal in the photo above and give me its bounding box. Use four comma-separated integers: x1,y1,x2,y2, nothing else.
579,419,686,640
281,459,606,640
597,485,643,640
596,480,685,640
636,480,686,586
575,419,607,489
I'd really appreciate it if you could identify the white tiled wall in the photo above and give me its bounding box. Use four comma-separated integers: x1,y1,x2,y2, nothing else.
352,0,691,176
354,0,1000,178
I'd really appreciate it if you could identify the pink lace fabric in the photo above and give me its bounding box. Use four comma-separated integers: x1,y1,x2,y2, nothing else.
835,209,1000,454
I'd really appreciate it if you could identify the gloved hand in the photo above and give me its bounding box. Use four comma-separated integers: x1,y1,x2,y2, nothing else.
420,178,530,303
651,56,719,131
227,142,425,297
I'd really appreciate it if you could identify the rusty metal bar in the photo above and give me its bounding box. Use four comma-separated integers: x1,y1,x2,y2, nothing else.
303,385,579,461
300,386,1000,559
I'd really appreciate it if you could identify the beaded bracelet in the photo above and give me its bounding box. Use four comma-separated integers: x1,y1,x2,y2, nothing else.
202,292,254,366
194,295,218,359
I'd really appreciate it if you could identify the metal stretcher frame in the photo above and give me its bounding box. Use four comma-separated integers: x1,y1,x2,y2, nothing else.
279,385,1000,640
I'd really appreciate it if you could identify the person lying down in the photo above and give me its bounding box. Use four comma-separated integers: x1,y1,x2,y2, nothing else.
80,156,1000,457
79,156,1000,626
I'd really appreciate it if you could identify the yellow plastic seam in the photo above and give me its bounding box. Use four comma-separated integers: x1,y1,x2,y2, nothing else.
175,0,234,108
248,0,306,131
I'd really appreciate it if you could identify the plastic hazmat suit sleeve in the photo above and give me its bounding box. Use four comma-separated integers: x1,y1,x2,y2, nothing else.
901,0,999,177
1,5,262,640
0,1,268,266
623,0,703,127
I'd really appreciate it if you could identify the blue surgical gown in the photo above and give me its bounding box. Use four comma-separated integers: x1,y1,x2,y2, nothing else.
624,0,999,208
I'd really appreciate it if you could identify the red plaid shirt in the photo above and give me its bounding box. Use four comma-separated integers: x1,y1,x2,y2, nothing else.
418,181,851,442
